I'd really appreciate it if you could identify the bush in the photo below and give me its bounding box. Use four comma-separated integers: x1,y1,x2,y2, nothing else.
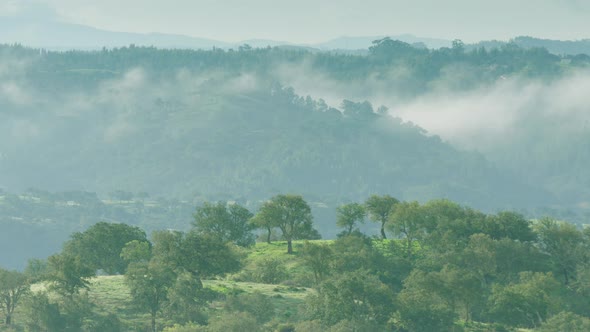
225,291,275,323
537,311,590,332
207,312,260,332
253,258,289,284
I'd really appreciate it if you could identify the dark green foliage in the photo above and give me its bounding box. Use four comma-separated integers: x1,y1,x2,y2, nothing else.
225,291,275,323
206,312,260,332
64,222,148,274
388,201,425,259
23,292,96,332
253,258,289,284
252,194,319,254
86,313,124,332
151,230,242,278
335,203,366,236
365,195,399,239
396,271,457,332
534,218,586,285
304,271,394,328
0,268,29,326
125,260,176,332
493,237,549,283
488,272,561,328
23,292,66,332
163,271,210,325
193,202,255,247
122,229,242,331
293,320,325,332
120,240,152,264
300,242,333,285
330,234,383,274
47,253,95,295
24,258,49,282
481,211,536,242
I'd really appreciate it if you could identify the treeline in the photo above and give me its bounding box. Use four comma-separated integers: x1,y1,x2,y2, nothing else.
1,194,589,331
2,37,588,95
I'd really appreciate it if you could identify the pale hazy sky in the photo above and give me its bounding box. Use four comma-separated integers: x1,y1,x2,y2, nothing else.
2,0,590,43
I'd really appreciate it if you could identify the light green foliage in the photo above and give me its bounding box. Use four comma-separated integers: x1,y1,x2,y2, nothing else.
163,322,207,332
336,202,366,236
252,194,319,254
0,268,29,326
537,311,590,332
365,195,399,239
193,201,255,247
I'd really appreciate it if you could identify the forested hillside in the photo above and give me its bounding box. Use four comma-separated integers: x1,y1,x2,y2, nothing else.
2,40,582,206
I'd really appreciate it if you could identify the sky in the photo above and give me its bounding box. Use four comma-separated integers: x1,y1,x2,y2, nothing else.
1,0,590,43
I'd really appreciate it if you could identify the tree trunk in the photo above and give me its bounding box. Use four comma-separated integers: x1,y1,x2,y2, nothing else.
380,221,387,239
266,227,272,244
287,240,293,254
5,314,11,326
151,310,156,332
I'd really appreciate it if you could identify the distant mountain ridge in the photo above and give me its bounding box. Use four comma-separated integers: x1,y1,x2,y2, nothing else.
0,16,233,50
0,14,450,50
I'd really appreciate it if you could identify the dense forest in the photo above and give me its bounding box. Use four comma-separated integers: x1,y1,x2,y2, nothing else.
1,195,589,331
2,40,589,206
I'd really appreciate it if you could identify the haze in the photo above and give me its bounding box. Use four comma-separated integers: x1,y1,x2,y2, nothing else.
2,0,590,43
